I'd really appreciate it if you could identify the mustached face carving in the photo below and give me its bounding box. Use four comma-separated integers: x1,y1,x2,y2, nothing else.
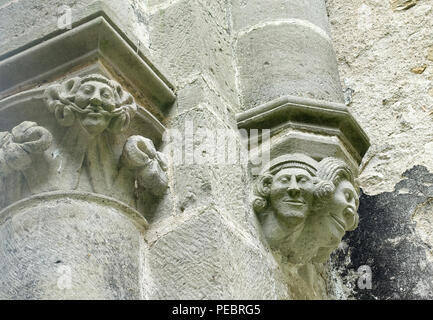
74,81,116,135
44,74,137,137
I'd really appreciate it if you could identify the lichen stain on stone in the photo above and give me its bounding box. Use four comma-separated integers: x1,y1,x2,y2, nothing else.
331,165,433,299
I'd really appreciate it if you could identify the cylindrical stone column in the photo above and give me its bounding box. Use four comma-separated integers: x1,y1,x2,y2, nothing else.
232,0,344,110
0,192,147,299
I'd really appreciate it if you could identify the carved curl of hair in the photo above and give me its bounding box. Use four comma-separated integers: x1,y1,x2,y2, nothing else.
44,74,137,132
252,174,273,213
314,157,358,199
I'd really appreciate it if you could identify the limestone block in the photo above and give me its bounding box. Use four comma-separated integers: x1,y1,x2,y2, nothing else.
144,206,290,299
164,105,257,231
231,0,331,34
0,0,151,59
0,192,147,299
236,22,344,110
148,0,238,106
174,76,240,124
327,0,433,195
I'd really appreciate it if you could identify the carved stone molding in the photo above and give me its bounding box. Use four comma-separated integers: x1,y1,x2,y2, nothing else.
0,15,176,120
237,94,370,174
253,153,359,264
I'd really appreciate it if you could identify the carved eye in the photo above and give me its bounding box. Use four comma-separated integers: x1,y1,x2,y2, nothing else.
345,191,353,202
83,85,94,94
101,90,112,99
280,177,289,183
298,177,308,184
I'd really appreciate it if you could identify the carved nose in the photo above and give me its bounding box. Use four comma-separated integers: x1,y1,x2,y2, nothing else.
89,93,102,106
287,177,300,197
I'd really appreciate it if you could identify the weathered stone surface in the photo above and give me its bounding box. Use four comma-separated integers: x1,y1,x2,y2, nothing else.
231,0,331,34
0,0,151,58
164,104,255,232
148,0,238,107
0,192,147,299
236,22,344,110
427,46,433,62
144,207,290,299
331,166,433,299
327,0,433,195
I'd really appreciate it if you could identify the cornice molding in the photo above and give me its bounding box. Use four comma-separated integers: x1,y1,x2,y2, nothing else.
0,14,176,114
236,95,370,164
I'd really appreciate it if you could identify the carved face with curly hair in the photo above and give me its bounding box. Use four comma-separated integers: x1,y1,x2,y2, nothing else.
44,74,137,136
308,157,360,262
253,154,319,227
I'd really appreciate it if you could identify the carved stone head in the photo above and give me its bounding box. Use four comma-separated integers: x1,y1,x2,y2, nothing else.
253,154,319,227
44,74,137,136
309,157,360,262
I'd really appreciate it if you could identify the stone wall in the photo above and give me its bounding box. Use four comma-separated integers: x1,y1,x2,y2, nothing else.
327,0,433,299
2,0,431,300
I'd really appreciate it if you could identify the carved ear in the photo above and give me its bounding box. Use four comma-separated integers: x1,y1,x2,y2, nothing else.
256,174,273,197
44,77,81,127
113,82,135,106
44,84,63,114
252,196,267,214
61,77,82,100
108,83,137,133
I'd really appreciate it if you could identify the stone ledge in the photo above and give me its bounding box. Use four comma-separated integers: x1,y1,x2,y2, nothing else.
0,191,149,232
236,95,370,164
0,14,176,114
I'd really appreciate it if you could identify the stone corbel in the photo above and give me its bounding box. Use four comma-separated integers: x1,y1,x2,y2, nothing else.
253,153,360,264
237,94,368,265
0,15,176,218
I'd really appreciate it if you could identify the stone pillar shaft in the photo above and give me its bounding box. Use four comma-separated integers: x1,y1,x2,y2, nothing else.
232,0,344,110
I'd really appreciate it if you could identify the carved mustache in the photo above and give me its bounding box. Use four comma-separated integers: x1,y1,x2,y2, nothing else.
59,98,124,118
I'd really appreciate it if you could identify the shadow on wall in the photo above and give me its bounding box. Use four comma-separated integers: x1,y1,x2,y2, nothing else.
332,165,433,300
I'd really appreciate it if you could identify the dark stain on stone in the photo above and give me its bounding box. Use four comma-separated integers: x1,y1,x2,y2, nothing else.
332,165,433,299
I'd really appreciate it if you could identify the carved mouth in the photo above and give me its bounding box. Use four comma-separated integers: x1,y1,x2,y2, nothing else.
87,112,102,117
84,113,105,122
282,199,305,206
330,214,346,232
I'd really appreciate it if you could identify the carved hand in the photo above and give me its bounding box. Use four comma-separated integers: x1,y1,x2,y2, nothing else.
0,121,52,174
121,135,168,196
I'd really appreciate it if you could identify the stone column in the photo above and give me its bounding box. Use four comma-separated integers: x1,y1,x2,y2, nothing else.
0,9,174,298
232,0,344,110
233,0,370,298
